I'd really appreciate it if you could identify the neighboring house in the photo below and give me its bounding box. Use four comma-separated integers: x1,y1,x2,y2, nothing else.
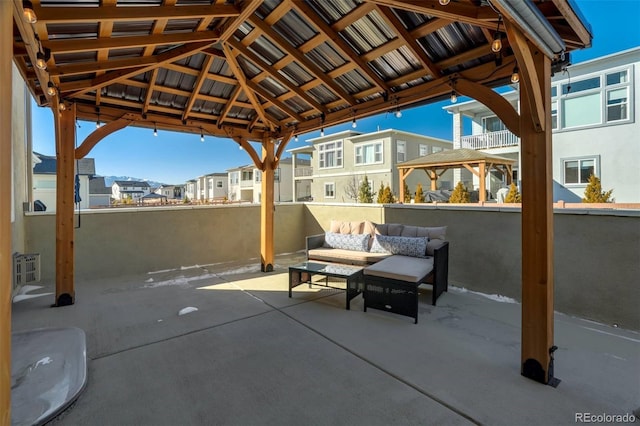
195,173,228,201
88,177,111,207
32,152,95,212
111,180,151,201
443,47,640,203
184,179,197,201
155,185,184,200
227,158,298,203
289,130,453,203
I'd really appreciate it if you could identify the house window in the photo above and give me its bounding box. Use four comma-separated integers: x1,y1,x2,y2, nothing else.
216,180,223,188
551,100,558,130
274,168,281,182
419,144,429,156
355,142,383,165
396,141,406,163
242,170,253,181
324,182,335,198
432,146,443,153
255,171,262,183
208,181,213,189
318,141,343,169
563,157,598,185
230,172,239,184
482,116,506,133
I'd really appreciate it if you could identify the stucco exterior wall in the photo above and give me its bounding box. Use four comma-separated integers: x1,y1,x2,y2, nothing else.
25,203,305,282
23,203,639,329
11,63,28,260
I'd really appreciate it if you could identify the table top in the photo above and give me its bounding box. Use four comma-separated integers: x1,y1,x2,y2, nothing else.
289,261,363,278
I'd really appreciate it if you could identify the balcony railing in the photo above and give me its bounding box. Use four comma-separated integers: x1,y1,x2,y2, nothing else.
461,130,520,150
294,166,313,177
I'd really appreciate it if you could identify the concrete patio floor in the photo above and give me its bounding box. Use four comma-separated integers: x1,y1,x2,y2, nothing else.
11,252,640,426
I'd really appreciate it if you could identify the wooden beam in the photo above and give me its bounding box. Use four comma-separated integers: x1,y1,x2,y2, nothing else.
54,102,76,306
34,4,240,23
67,41,214,99
478,161,486,202
519,44,556,385
230,136,263,170
455,77,521,137
182,55,215,121
1,1,12,421
218,0,261,43
42,31,221,55
222,44,274,131
75,113,138,159
273,129,294,169
504,19,546,132
260,135,275,272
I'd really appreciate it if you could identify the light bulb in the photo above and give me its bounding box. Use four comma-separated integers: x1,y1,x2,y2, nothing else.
439,0,450,5
320,128,324,137
294,134,298,142
35,51,47,70
96,120,100,129
352,118,357,128
451,91,457,103
58,102,66,111
491,35,502,53
511,67,520,83
153,125,158,137
23,0,37,24
46,82,56,97
200,132,204,142
395,109,402,118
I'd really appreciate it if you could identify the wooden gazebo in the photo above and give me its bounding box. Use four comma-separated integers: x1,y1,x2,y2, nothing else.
398,148,516,202
2,0,593,416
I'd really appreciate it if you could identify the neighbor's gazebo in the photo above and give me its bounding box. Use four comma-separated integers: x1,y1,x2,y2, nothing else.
398,148,516,202
2,1,593,414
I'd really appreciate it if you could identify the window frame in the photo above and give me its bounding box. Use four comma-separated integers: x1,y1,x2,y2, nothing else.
396,140,406,163
561,155,600,186
318,141,343,169
354,141,383,166
324,182,336,199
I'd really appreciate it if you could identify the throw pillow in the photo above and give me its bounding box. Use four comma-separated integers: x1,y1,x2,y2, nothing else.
324,232,370,252
370,234,429,257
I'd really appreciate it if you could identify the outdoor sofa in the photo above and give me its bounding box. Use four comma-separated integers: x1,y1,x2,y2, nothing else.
306,220,449,323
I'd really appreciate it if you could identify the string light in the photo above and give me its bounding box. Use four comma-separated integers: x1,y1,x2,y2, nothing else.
439,0,450,5
58,102,66,111
491,17,503,53
200,129,204,142
23,0,37,24
35,50,49,70
450,91,458,103
352,117,357,128
320,127,324,137
153,123,158,137
96,109,100,128
46,81,57,97
294,134,298,142
394,106,402,118
511,66,520,84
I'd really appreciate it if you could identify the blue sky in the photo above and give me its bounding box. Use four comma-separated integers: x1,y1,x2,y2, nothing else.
31,0,640,185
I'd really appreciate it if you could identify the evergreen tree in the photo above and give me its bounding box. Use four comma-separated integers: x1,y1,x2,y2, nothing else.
403,181,411,203
378,184,396,204
449,181,470,203
358,176,374,203
504,182,522,203
582,174,613,203
414,183,425,203
376,182,386,203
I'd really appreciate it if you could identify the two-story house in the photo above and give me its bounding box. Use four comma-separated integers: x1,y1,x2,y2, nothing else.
443,47,640,203
155,184,184,201
290,130,453,203
111,180,151,202
202,173,228,201
32,152,96,212
226,158,300,203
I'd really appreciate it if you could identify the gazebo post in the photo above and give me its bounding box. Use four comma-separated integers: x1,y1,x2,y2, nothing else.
518,43,557,385
260,135,275,272
54,102,77,306
1,0,12,420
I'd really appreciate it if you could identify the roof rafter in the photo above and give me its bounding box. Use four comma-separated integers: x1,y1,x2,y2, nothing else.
182,55,215,121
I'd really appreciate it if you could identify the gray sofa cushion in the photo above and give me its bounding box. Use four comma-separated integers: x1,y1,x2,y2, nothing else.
370,234,428,257
324,232,370,251
364,255,434,283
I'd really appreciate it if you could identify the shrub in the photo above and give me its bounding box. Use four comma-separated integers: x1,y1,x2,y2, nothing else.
358,176,374,203
183,196,190,204
378,184,396,204
449,181,470,203
504,182,522,203
376,182,385,203
582,175,613,203
414,183,425,203
403,182,411,203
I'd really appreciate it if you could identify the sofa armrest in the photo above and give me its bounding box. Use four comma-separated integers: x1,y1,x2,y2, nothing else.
433,241,449,293
306,233,326,258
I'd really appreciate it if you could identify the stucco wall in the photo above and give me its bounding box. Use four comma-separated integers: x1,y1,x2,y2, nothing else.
23,202,639,329
11,64,28,261
25,203,305,282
